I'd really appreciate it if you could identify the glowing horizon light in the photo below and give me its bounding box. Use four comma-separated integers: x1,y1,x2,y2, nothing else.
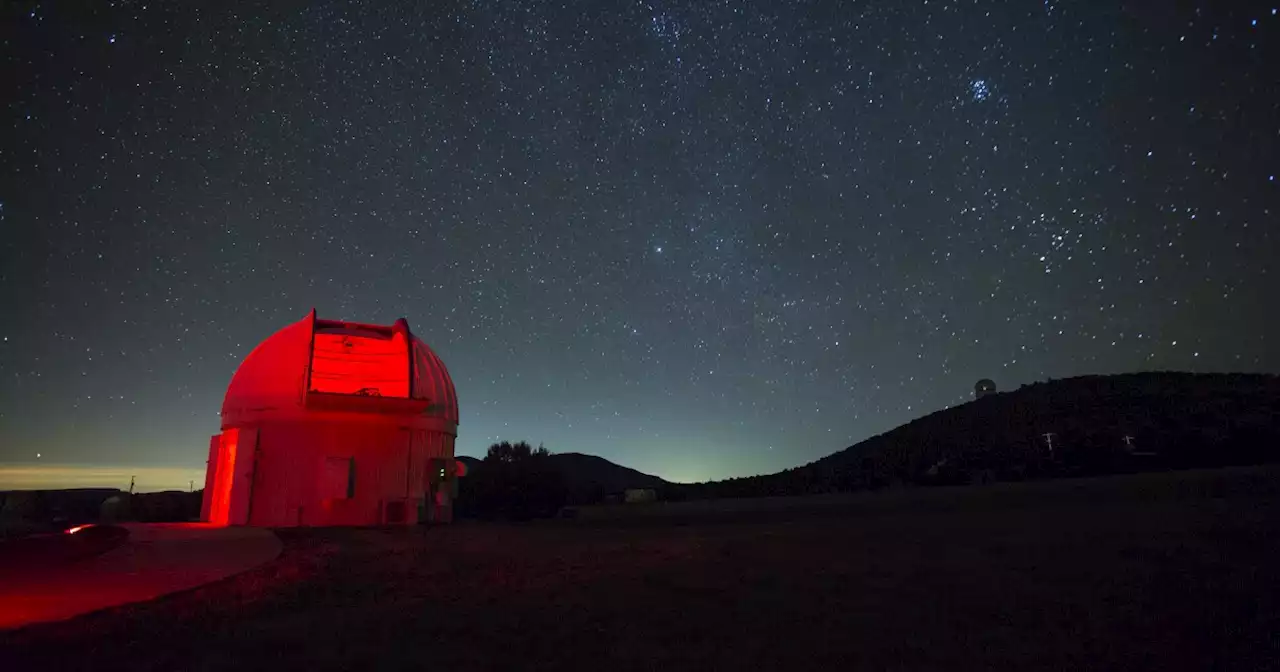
0,464,206,492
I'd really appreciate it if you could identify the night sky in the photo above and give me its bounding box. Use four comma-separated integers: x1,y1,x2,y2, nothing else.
2,1,1277,491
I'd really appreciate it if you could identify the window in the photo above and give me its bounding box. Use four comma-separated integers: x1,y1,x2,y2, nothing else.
309,327,411,398
324,457,356,499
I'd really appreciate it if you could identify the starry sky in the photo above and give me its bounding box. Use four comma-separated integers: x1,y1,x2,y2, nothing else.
2,1,1277,491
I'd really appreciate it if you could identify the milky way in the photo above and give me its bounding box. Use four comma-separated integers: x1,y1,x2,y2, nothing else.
1,1,1277,486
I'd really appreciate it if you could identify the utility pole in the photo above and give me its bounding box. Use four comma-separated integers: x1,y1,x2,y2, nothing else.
128,475,136,494
1041,432,1056,455
189,480,194,492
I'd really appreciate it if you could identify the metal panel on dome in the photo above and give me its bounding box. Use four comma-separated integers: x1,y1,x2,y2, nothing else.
411,340,460,423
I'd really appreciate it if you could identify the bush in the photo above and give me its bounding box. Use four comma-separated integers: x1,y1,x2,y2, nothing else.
457,441,568,521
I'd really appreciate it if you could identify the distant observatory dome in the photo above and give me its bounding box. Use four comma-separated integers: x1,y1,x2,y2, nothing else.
974,378,997,399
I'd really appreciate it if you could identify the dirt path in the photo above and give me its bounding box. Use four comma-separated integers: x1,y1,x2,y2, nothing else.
0,523,280,629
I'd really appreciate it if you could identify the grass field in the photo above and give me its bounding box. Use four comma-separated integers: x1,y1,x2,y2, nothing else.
3,466,1279,671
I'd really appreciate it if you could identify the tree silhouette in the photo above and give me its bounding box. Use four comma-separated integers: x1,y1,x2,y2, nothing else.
485,440,550,463
457,441,568,520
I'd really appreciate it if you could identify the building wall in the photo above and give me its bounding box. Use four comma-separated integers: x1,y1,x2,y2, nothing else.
218,418,456,527
415,429,457,523
200,434,220,521
206,429,242,525
421,431,458,524
227,428,258,524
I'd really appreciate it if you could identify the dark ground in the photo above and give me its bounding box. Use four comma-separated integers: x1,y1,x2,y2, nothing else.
3,466,1279,671
0,524,128,573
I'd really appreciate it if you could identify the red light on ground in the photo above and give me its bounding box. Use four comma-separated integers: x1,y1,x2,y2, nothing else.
65,524,94,535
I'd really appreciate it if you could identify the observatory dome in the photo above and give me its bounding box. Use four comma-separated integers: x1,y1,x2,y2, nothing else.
974,378,997,399
221,310,458,429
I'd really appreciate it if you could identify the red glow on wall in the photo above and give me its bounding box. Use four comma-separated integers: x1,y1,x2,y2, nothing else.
309,328,410,398
208,430,239,526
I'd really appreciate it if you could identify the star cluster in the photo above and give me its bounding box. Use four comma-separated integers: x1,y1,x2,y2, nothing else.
1,1,1277,486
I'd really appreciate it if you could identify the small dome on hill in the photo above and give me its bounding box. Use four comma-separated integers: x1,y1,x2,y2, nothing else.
974,378,997,399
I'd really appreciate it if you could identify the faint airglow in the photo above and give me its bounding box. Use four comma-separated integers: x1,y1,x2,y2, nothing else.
0,464,205,492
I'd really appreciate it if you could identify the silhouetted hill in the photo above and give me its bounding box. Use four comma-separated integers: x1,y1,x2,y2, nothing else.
547,452,668,503
456,455,482,473
671,372,1280,500
457,451,667,508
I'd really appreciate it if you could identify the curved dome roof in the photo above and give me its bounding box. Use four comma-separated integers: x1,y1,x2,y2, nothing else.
221,311,458,430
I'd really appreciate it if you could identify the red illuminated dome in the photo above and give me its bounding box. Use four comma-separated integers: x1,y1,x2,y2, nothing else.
221,310,459,430
202,310,463,528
